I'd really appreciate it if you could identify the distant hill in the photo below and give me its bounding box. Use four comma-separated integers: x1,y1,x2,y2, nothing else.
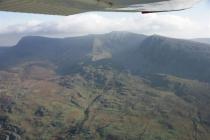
193,38,210,45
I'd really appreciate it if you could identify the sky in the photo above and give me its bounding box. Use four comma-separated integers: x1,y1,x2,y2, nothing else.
0,0,210,46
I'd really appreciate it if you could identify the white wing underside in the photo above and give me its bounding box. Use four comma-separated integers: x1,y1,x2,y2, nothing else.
0,0,202,15
116,0,201,12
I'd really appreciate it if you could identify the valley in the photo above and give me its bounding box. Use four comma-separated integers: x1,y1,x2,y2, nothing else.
0,32,210,140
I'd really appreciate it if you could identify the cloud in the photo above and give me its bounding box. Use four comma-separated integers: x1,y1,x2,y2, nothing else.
0,11,209,46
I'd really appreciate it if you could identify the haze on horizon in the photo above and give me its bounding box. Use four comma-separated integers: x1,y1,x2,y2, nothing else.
0,0,210,46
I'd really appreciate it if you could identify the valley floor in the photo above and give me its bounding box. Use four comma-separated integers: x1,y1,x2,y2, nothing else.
0,61,210,140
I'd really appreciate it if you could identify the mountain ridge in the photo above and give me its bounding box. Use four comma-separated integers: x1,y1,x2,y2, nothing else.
1,31,210,83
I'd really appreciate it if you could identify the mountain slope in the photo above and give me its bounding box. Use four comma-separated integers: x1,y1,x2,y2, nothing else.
1,61,210,140
113,35,210,82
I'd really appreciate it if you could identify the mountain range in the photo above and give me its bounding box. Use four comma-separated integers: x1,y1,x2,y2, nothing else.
1,32,210,82
0,31,210,140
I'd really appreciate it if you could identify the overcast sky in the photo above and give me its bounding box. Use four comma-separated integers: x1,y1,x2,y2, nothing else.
0,0,210,46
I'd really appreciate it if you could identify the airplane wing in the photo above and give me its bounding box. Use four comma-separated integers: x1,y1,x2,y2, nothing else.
0,0,201,16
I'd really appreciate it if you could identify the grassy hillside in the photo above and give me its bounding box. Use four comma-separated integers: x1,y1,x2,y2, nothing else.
0,61,210,140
